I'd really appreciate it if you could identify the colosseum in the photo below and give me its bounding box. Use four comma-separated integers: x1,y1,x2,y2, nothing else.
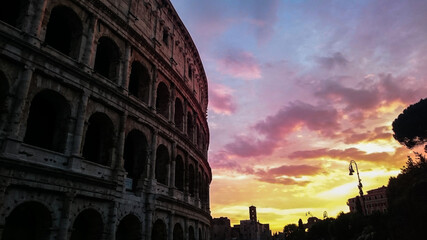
0,0,211,239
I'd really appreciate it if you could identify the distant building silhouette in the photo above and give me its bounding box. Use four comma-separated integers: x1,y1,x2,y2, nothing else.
227,206,272,240
212,217,232,240
348,186,387,215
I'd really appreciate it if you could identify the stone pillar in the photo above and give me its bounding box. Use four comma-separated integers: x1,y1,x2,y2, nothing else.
7,64,34,139
169,84,175,123
108,201,119,240
71,91,89,156
116,112,127,170
58,192,75,240
168,212,173,240
183,153,189,201
24,0,48,37
150,68,158,110
149,130,158,180
169,142,176,195
121,44,132,91
195,162,199,200
80,15,97,68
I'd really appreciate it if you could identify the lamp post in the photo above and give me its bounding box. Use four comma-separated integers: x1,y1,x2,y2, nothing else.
349,160,365,215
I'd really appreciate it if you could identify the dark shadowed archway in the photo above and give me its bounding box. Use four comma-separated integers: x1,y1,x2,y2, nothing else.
82,112,114,165
152,219,167,240
173,223,183,240
116,214,142,240
175,155,184,191
124,130,148,190
174,98,184,131
94,37,120,81
2,202,52,240
44,5,82,58
70,209,103,240
24,89,70,152
129,61,150,103
155,144,169,185
0,0,28,28
156,82,169,118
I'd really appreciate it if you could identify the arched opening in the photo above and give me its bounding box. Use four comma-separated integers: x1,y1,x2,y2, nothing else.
123,130,148,190
175,155,184,191
174,98,183,131
173,223,183,240
70,209,103,240
0,0,28,28
116,214,142,240
44,6,82,58
156,82,169,118
94,37,120,81
23,89,70,153
155,144,169,185
2,202,52,240
199,228,203,240
189,164,195,196
152,219,167,240
196,125,200,147
82,112,114,166
198,171,202,199
128,61,150,103
188,226,195,240
187,112,193,139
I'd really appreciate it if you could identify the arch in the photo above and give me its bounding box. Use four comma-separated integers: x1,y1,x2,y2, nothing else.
2,201,52,240
82,112,114,166
187,112,193,139
196,124,200,148
128,61,150,103
175,155,184,191
174,98,184,131
173,223,183,240
156,82,169,118
0,0,28,28
188,226,195,240
152,219,167,240
189,164,195,196
198,171,202,199
116,214,142,240
155,144,169,185
23,89,70,153
44,5,83,58
123,129,148,190
94,36,120,81
70,209,103,240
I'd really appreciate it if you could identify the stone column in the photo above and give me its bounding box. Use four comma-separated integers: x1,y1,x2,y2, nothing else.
149,130,158,180
108,201,119,240
116,112,127,170
80,15,97,68
169,84,175,123
71,91,89,156
121,44,132,91
183,153,189,201
169,142,176,195
168,212,173,240
7,64,34,139
150,68,158,110
24,0,48,37
57,192,75,240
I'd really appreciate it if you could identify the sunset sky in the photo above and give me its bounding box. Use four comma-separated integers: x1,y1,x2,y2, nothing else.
170,0,427,232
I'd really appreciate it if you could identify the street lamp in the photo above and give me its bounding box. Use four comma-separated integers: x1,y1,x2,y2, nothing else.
349,160,365,214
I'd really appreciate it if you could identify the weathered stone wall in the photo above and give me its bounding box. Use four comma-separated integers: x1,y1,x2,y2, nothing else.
0,0,211,239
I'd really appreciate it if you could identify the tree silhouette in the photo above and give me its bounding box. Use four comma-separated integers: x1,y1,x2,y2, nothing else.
392,98,427,149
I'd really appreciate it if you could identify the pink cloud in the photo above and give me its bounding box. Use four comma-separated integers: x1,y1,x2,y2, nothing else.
342,126,392,144
289,146,408,167
225,101,340,157
209,82,237,115
217,50,261,80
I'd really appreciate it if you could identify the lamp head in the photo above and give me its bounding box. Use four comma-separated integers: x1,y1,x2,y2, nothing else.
349,164,355,175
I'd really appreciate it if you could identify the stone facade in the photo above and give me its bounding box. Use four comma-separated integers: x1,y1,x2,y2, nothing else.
347,186,387,215
0,0,211,239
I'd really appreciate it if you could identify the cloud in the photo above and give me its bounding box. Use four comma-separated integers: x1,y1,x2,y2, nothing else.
217,50,262,80
316,52,349,70
289,146,408,167
225,101,340,157
244,0,280,45
209,82,237,114
342,126,392,144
